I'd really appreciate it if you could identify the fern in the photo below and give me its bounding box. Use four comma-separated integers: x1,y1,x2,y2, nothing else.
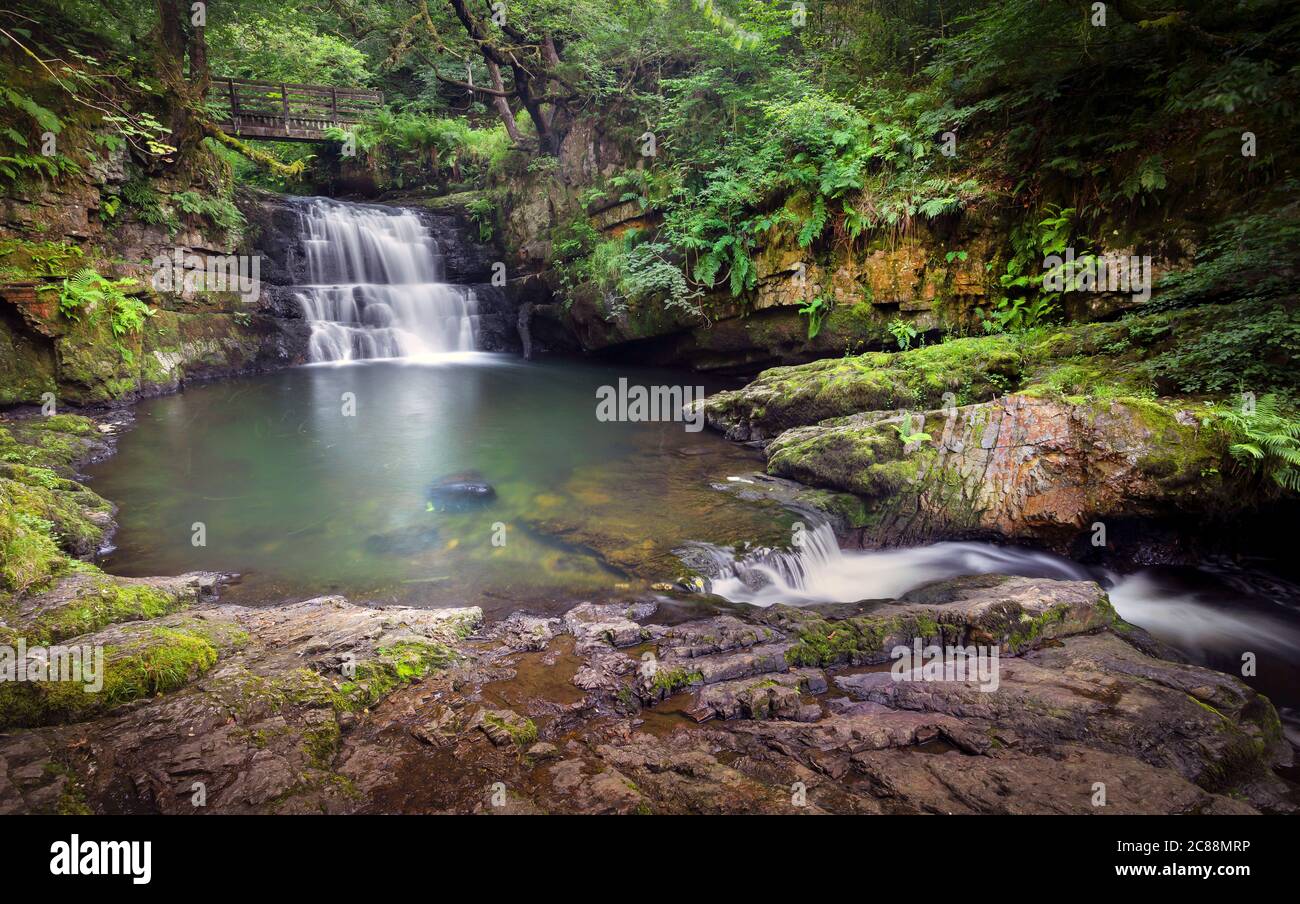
1221,395,1300,495
893,415,932,446
57,269,148,338
798,295,830,339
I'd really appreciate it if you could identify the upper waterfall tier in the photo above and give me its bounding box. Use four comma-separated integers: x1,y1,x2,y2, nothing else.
291,198,479,362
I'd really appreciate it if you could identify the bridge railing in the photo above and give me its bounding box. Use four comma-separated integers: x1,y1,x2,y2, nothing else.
207,77,384,141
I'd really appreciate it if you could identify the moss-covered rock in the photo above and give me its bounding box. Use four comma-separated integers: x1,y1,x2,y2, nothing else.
763,393,1229,551
0,616,248,729
0,313,57,405
335,639,460,711
475,708,540,747
703,306,1283,550
0,414,112,597
13,572,219,645
704,334,1023,441
762,574,1117,668
0,463,112,557
47,301,306,407
0,415,105,476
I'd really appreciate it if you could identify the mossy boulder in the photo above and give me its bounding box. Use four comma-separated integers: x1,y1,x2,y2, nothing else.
0,414,114,598
762,394,1228,551
704,334,1023,441
11,572,221,645
0,463,112,558
0,615,248,729
0,415,106,476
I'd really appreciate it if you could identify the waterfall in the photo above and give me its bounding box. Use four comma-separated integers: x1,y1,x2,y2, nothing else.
698,522,1096,606
293,198,478,362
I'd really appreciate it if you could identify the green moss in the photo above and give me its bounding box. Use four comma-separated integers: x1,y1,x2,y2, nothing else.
335,640,458,711
0,622,242,729
0,467,111,559
303,719,342,769
25,578,193,645
785,614,893,667
0,505,66,595
707,332,1024,438
0,318,57,406
0,238,85,279
26,415,95,437
768,423,921,498
482,711,538,747
1004,603,1073,653
0,416,99,475
649,666,704,696
1186,694,1230,722
709,305,1272,446
43,761,92,816
912,612,940,638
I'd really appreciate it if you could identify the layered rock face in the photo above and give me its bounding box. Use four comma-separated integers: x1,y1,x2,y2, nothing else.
0,142,311,407
244,190,524,356
485,117,1187,372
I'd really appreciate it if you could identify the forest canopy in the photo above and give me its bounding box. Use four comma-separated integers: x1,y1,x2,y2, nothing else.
3,0,1297,345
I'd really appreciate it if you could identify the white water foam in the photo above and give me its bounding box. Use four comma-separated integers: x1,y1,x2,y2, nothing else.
703,522,1093,606
294,198,478,362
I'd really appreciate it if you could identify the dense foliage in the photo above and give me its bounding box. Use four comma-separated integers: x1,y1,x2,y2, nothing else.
2,1,1297,411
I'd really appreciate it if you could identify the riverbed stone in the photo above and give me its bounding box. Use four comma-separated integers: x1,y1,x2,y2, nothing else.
427,470,497,511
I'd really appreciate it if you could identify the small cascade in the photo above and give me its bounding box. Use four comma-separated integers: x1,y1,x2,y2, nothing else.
698,522,1096,606
292,198,478,362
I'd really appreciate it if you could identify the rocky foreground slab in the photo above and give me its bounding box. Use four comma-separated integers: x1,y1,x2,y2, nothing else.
0,574,1291,815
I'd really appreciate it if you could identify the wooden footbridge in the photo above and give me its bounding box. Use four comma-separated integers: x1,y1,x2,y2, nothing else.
207,77,383,141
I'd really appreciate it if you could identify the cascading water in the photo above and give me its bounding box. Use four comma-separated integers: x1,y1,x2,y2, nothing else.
293,198,478,362
699,521,1097,606
696,521,1300,743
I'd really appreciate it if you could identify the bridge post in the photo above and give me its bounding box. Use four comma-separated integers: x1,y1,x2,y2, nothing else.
281,83,289,136
227,78,239,127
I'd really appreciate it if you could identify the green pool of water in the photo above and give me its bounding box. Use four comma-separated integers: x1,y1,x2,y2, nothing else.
88,355,795,616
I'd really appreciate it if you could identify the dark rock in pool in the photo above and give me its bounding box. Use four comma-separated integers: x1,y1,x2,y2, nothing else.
427,470,496,512
365,525,440,556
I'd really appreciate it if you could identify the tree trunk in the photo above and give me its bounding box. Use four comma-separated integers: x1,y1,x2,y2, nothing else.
153,0,208,163
445,0,562,154
487,60,521,142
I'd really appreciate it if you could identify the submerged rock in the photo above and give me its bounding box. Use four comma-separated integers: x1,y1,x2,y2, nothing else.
427,470,496,512
364,525,440,556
